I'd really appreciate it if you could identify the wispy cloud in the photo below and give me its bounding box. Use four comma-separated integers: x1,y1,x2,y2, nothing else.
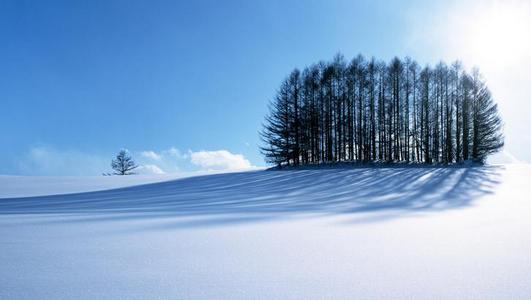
165,147,188,159
135,147,188,174
14,146,256,176
137,164,166,175
140,151,162,161
18,146,110,176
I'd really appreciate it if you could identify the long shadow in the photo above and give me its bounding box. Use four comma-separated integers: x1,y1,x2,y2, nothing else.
0,166,502,227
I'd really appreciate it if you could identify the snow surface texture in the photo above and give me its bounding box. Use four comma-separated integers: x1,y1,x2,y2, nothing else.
1,165,530,299
0,169,246,198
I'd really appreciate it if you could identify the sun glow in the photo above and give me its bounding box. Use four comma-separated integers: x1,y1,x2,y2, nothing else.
460,1,531,68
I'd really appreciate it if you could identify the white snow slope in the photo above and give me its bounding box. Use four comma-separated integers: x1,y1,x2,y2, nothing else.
0,169,246,198
1,164,531,299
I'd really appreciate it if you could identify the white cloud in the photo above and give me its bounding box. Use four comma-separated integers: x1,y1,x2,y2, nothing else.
15,146,256,176
137,164,166,175
141,150,162,161
136,147,189,174
190,150,253,171
139,148,254,172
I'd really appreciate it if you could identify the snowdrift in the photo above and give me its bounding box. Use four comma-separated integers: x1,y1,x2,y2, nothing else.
1,165,531,299
0,166,499,217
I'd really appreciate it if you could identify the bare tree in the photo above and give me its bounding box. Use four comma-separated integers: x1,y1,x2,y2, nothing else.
111,150,138,175
260,80,292,167
470,69,504,162
261,53,503,167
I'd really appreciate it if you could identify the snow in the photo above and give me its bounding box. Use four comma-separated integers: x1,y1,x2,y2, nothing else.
0,170,248,198
1,164,531,299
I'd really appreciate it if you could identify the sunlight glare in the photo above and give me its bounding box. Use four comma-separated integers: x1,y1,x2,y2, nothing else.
462,1,531,68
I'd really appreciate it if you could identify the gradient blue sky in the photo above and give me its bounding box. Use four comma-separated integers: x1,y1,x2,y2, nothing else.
1,0,529,175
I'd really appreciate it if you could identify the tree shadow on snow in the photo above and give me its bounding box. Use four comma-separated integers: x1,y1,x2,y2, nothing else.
0,166,502,228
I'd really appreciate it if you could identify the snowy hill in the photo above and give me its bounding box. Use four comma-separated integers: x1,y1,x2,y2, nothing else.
0,169,247,199
1,164,531,299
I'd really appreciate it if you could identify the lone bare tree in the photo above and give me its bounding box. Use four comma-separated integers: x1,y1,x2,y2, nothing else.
111,150,138,175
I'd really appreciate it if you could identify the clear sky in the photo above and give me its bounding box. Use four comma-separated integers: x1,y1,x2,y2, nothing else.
1,0,530,175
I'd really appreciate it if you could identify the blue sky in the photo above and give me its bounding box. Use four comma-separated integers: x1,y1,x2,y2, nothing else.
1,0,529,175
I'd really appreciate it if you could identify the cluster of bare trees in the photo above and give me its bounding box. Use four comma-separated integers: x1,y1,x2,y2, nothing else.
261,53,503,167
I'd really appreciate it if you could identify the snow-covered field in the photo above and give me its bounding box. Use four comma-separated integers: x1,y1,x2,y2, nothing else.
0,169,246,198
1,164,530,299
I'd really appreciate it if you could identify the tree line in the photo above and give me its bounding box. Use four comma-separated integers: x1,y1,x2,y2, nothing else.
261,53,503,167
